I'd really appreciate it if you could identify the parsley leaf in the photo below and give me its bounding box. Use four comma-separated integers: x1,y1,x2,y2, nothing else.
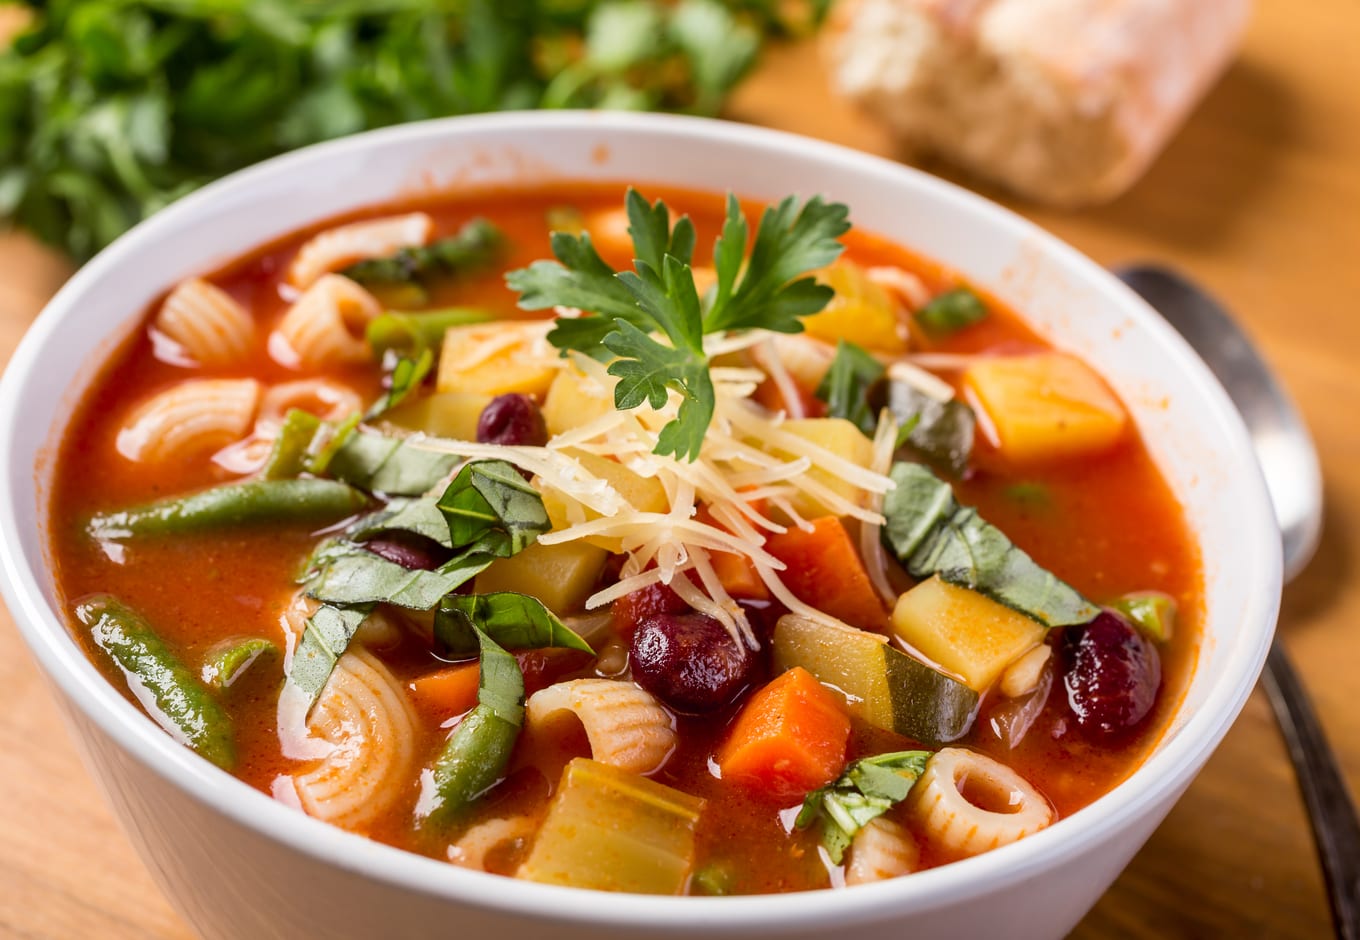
505,187,851,461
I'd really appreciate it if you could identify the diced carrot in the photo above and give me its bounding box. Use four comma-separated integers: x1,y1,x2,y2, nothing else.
717,667,851,802
409,663,480,718
764,516,889,631
710,550,770,600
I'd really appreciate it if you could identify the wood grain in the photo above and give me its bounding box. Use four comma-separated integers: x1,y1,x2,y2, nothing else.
1,0,1356,936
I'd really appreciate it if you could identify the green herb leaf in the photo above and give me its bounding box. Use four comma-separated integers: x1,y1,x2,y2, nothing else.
882,462,1100,627
435,592,594,658
342,218,505,288
323,428,461,497
796,750,932,864
916,287,988,335
280,603,374,715
872,379,976,479
436,459,550,557
364,351,433,421
507,188,850,460
815,339,884,436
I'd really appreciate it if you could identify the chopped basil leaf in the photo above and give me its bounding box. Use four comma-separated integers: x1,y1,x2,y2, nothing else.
815,339,884,436
882,462,1099,627
872,379,976,478
323,428,461,497
436,459,549,557
364,351,433,421
796,750,932,864
286,604,375,710
435,592,594,658
915,287,988,335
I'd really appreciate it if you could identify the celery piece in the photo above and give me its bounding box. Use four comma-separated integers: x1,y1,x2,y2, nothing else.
1109,591,1177,643
518,758,705,894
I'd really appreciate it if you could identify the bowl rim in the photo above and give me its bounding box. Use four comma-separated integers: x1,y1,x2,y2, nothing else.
0,110,1281,930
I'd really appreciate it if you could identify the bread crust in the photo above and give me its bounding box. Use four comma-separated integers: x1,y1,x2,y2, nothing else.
824,0,1252,205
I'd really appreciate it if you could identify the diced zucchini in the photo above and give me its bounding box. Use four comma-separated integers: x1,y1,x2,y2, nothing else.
803,260,908,353
772,418,876,519
542,367,615,438
517,758,705,894
964,353,1128,464
539,450,669,553
474,539,608,615
772,614,978,745
437,323,557,397
383,391,491,441
890,576,1045,692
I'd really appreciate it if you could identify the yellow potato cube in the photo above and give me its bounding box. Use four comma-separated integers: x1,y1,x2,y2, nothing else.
383,391,490,440
802,261,908,353
437,323,557,397
539,450,669,553
964,353,1128,464
773,417,876,518
542,367,615,438
474,539,609,615
891,576,1044,692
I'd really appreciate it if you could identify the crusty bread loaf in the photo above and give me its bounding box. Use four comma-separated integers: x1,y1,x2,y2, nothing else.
823,0,1251,205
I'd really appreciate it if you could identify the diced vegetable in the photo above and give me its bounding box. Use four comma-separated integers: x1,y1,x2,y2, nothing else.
772,614,979,745
539,450,670,552
891,576,1045,692
366,307,495,359
882,462,1100,628
796,750,932,863
75,596,235,770
803,260,907,353
87,479,369,540
541,367,616,437
437,323,558,398
964,353,1128,463
384,391,493,441
201,638,278,691
765,517,888,631
710,550,768,600
717,666,851,801
772,417,876,519
1109,591,1177,643
474,540,609,615
519,758,706,894
915,287,988,335
409,664,481,718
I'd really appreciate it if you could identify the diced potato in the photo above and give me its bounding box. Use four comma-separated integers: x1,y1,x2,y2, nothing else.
473,539,608,615
771,417,876,519
518,758,705,894
964,353,1128,464
890,576,1045,692
802,260,909,353
772,614,978,745
542,367,615,438
383,391,490,440
437,323,557,397
539,450,669,553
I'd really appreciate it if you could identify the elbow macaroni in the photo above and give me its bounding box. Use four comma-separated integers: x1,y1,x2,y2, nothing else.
908,748,1053,859
287,212,434,288
153,278,256,366
525,679,676,776
272,275,382,369
116,378,261,464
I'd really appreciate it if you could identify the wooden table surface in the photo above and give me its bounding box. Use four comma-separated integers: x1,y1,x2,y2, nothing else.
1,1,1357,936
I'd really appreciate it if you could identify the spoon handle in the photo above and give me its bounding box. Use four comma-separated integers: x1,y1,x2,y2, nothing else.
1261,640,1360,940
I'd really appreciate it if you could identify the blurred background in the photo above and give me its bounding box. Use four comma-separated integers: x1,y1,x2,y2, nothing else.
0,1,1357,937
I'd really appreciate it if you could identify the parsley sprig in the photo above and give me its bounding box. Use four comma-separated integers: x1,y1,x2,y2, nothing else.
506,188,850,461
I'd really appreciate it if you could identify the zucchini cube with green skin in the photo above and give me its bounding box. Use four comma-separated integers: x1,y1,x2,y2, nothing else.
890,576,1046,692
772,614,979,745
518,758,706,894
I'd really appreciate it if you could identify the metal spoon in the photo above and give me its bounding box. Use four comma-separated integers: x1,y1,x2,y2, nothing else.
1117,264,1357,940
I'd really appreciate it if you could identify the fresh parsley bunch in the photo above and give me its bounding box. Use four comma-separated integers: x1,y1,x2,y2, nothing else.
507,188,851,461
0,0,821,260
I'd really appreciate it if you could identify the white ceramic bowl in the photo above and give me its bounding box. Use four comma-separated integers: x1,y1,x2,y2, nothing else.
0,112,1280,939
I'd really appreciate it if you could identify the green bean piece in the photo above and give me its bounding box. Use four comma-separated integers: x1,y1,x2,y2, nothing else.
915,287,989,335
691,861,736,896
202,638,278,690
422,627,524,827
87,479,370,540
366,307,494,359
75,596,236,770
261,409,325,479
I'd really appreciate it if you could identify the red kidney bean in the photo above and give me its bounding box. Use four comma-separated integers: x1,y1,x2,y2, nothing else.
363,532,449,571
1062,610,1162,739
630,612,756,715
477,393,548,447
